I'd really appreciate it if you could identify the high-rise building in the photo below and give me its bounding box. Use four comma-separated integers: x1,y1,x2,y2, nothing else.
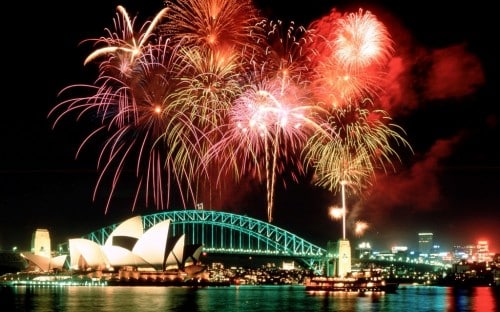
418,232,433,255
476,240,490,262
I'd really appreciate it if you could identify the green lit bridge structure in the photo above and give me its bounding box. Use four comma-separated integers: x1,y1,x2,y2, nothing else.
79,209,327,272
76,209,445,274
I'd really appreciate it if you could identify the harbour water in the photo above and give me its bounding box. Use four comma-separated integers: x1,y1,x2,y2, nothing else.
1,284,499,311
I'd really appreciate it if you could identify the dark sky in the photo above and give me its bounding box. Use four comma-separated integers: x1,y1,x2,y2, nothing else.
1,1,498,253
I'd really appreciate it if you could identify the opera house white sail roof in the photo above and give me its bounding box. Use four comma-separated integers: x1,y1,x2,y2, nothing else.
104,215,143,248
20,252,67,272
68,216,201,272
20,216,203,274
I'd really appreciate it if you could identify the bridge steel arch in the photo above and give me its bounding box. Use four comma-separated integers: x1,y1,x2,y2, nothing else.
81,210,327,272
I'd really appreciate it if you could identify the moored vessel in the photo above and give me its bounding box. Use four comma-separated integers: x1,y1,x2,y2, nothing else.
304,269,398,293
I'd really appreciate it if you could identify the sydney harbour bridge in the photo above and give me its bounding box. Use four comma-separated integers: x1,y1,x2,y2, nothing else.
76,209,441,274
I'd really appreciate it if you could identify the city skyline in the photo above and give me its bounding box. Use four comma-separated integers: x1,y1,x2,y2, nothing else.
12,214,500,260
1,1,498,253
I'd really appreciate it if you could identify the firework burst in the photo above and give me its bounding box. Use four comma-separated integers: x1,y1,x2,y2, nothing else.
50,2,413,224
303,98,412,196
160,0,262,61
50,19,205,213
354,220,369,236
332,9,394,71
84,5,169,75
204,78,317,221
252,19,316,88
308,9,394,107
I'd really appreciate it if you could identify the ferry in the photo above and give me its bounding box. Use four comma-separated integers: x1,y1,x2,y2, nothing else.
304,269,398,293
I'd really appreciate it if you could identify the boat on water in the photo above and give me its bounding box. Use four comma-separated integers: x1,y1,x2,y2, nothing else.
304,270,398,293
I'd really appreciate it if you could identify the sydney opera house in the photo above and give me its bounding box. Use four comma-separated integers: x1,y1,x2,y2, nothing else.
16,216,206,283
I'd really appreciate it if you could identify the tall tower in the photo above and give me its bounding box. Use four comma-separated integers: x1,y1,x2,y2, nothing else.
336,180,351,277
337,239,351,277
418,232,433,255
31,229,51,258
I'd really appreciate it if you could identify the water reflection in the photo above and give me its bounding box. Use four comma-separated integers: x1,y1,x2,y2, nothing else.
1,284,499,311
446,286,498,312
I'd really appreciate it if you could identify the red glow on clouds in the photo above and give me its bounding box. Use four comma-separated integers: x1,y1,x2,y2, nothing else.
365,134,463,212
356,10,497,248
376,16,485,116
424,44,485,101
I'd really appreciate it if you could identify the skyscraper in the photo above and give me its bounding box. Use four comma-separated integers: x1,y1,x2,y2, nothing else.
476,240,490,262
418,232,433,255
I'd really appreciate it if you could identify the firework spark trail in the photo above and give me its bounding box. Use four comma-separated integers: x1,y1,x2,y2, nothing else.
198,14,322,221
171,45,247,208
84,6,170,72
51,5,170,132
235,18,319,222
301,8,410,230
49,0,413,224
51,25,206,212
49,2,253,213
253,19,316,89
203,79,319,221
304,99,412,196
161,0,262,62
125,42,208,211
308,9,394,107
157,0,267,209
256,89,306,222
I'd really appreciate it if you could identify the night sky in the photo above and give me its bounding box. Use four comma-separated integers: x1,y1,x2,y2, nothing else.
1,1,498,253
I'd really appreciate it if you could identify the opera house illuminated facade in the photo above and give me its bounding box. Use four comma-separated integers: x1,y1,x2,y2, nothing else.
20,216,204,277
